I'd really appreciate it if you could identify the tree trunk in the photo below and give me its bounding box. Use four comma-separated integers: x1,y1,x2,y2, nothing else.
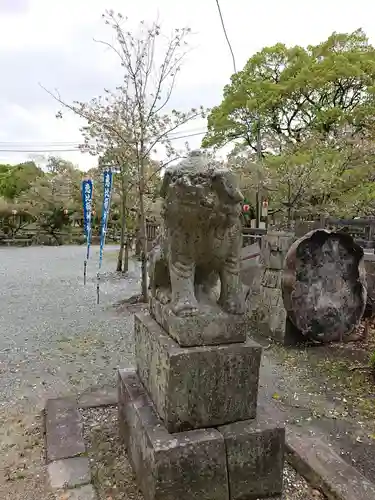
287,206,292,229
138,142,148,302
124,235,129,272
117,173,127,273
122,182,129,274
116,244,124,272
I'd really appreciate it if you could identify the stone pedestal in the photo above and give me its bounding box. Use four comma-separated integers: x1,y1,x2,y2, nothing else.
135,313,261,432
118,309,285,500
117,149,284,500
251,232,298,345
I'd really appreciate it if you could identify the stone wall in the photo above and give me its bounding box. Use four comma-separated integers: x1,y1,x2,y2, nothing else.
247,232,297,345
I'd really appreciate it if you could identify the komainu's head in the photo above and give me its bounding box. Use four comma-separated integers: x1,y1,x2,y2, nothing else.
161,150,243,227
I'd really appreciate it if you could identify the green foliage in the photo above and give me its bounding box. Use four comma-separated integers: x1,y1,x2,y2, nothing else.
0,161,44,200
0,149,163,244
25,163,81,239
0,157,84,242
370,351,375,371
205,29,375,222
203,29,375,151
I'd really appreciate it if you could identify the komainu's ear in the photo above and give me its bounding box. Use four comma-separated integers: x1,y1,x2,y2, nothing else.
160,169,173,198
212,170,244,204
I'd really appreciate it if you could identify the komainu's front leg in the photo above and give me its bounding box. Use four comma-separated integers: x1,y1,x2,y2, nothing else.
169,257,199,316
218,255,245,315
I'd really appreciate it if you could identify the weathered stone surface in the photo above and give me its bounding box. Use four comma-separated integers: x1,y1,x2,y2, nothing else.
252,281,285,339
148,150,245,331
48,456,91,489
282,229,367,343
286,429,375,500
240,242,261,309
45,398,85,462
135,313,261,432
118,369,229,500
247,232,299,345
149,295,246,346
77,385,117,408
219,418,285,500
261,232,295,270
261,268,282,289
55,484,97,500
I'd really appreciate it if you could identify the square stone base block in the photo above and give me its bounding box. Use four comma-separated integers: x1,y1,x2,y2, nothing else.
118,369,285,500
220,419,285,500
149,296,247,347
135,312,261,433
118,369,229,500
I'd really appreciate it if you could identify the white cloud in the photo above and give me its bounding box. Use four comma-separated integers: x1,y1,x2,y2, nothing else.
0,0,375,170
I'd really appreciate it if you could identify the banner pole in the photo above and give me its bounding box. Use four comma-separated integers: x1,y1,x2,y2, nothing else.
96,271,100,304
84,260,87,285
97,169,114,305
82,178,93,285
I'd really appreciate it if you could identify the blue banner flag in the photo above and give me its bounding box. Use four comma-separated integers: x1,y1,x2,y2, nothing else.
97,170,113,303
82,178,93,284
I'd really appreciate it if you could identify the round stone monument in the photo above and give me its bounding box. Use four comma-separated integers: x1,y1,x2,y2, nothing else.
282,229,367,343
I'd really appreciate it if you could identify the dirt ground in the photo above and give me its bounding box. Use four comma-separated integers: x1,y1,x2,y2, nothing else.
256,318,375,485
0,409,53,500
268,320,375,432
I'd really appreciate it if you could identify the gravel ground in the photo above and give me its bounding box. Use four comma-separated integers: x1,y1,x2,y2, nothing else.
0,245,139,412
0,245,140,500
83,406,325,500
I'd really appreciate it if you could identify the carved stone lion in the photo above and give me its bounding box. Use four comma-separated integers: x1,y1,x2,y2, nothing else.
148,150,245,317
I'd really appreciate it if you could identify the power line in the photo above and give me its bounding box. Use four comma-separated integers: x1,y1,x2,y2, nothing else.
0,148,81,153
0,131,208,153
214,0,263,227
0,141,81,145
214,0,237,73
169,130,206,141
0,128,209,148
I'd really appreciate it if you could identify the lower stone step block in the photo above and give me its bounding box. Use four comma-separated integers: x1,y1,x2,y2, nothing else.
219,418,285,500
118,369,230,500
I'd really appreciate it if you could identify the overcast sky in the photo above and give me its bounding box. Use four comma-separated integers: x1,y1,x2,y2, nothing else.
1,0,375,171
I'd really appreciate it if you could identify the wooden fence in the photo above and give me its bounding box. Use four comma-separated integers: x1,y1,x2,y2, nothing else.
242,227,267,247
295,217,375,250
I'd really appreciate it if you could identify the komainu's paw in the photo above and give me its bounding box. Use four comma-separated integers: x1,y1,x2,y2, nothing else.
172,299,199,317
218,296,245,315
155,288,171,304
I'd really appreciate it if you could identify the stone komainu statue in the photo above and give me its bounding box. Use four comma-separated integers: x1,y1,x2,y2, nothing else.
148,150,245,317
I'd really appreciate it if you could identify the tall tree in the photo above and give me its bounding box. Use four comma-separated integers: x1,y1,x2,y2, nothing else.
21,158,81,244
44,10,204,300
0,161,44,200
203,29,375,153
204,29,375,223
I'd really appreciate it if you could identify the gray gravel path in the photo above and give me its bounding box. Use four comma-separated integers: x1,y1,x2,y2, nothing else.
0,245,140,414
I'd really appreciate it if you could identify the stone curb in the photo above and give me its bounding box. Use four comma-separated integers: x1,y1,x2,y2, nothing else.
77,386,117,409
44,389,375,500
286,428,375,500
257,395,375,500
44,397,98,500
